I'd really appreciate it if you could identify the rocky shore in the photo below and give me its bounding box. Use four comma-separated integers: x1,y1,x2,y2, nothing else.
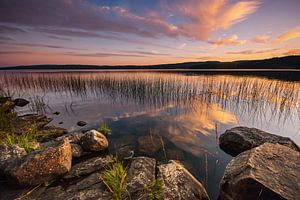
0,97,299,199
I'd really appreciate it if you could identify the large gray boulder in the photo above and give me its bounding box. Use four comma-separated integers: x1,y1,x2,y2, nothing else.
220,143,300,200
0,144,26,177
63,156,113,180
37,172,112,200
80,130,108,152
158,160,210,200
5,139,72,187
125,157,156,199
219,127,299,156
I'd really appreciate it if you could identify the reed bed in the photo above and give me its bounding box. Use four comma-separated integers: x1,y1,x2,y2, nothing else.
0,71,299,123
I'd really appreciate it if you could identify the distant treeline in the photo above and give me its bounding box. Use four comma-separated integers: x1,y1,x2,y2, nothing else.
1,55,300,70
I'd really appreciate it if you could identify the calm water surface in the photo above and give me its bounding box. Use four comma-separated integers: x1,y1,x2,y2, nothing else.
0,71,299,199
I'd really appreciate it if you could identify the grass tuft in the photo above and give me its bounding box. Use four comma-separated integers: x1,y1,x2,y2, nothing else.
98,122,112,136
1,127,38,153
149,179,164,200
101,157,127,200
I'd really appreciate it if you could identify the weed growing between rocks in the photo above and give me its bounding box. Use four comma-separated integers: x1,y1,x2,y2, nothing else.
98,122,112,137
2,127,39,153
100,157,128,200
149,179,163,200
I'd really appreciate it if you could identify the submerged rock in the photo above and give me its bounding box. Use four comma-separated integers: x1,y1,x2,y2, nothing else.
219,126,299,156
37,126,67,140
77,121,87,127
158,160,210,200
13,98,29,107
219,143,300,200
137,135,163,155
5,139,72,188
80,130,108,152
19,114,52,129
126,157,156,199
0,144,26,177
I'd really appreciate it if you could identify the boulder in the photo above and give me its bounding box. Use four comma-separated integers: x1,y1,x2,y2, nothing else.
219,127,299,156
80,130,108,152
158,160,210,200
137,135,163,155
5,139,72,187
63,156,113,180
125,157,156,199
71,143,84,158
13,98,29,107
77,121,87,127
37,172,112,200
0,144,26,177
219,143,300,200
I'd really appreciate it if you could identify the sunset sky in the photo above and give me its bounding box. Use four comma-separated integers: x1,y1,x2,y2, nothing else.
0,0,300,67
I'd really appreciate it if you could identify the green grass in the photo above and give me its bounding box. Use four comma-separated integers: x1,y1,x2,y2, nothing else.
0,106,17,129
101,158,127,200
149,179,163,200
98,122,112,136
1,127,38,153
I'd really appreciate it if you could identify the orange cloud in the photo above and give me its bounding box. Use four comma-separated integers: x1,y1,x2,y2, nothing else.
277,26,300,42
208,35,246,46
252,26,300,44
283,49,300,56
177,0,260,39
252,33,271,44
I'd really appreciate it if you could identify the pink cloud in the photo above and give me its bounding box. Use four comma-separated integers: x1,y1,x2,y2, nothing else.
173,0,261,39
208,35,246,46
0,0,261,41
277,26,300,42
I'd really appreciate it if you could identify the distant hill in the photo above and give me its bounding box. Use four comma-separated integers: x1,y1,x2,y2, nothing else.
1,55,300,70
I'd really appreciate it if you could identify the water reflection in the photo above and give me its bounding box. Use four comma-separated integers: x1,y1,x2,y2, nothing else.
0,71,299,199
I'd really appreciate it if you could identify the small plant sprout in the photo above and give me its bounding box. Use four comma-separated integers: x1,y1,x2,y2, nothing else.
98,122,112,136
149,179,164,200
100,158,127,200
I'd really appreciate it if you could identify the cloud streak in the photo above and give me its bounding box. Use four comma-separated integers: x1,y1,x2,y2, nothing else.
208,35,246,46
0,0,260,41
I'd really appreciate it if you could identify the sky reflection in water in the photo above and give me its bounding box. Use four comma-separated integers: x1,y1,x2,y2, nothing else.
0,71,299,199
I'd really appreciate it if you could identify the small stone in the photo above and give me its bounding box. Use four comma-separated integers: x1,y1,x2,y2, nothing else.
58,121,63,124
13,98,29,107
77,121,87,127
80,130,108,152
53,112,60,115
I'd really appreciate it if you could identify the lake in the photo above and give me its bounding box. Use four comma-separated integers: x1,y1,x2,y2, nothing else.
0,70,299,199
